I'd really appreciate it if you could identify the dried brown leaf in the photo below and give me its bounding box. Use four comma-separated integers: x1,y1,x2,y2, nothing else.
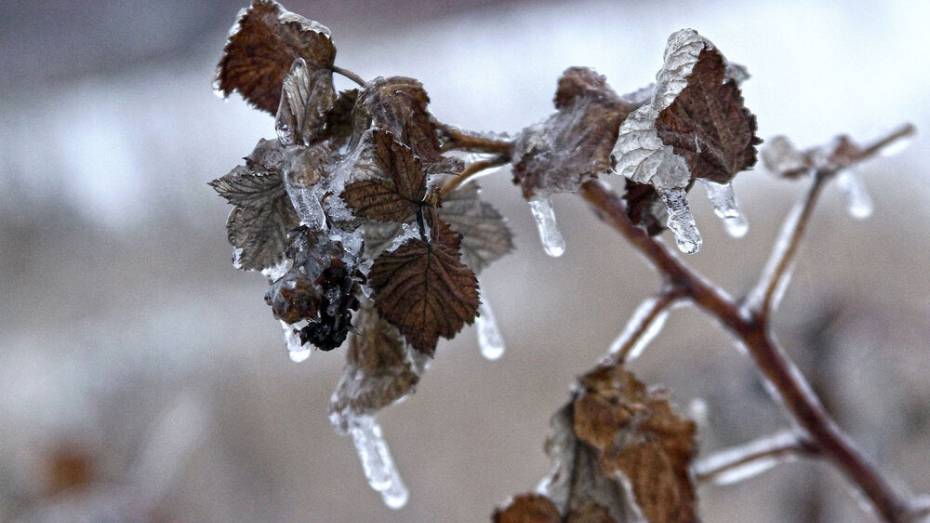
216,0,336,114
494,494,562,523
513,67,633,199
656,48,760,184
368,220,479,355
341,129,427,223
621,179,666,237
438,183,514,273
573,366,698,523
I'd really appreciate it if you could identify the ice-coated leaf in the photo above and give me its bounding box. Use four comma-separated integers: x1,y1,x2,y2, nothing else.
264,268,320,324
493,493,562,523
760,136,809,178
438,183,514,273
573,366,698,523
656,47,760,184
324,89,359,142
357,77,461,173
275,57,336,146
210,164,298,271
614,29,759,190
622,179,667,237
329,304,420,430
368,221,479,355
216,0,336,114
513,67,633,198
341,130,427,223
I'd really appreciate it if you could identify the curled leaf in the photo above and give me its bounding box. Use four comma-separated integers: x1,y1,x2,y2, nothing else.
340,130,427,223
216,0,336,113
368,220,479,355
275,57,336,146
513,67,633,199
438,183,514,273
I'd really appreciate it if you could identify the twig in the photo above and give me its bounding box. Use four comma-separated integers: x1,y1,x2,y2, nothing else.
693,430,819,485
603,287,685,366
579,177,911,522
332,65,367,87
439,156,510,198
437,124,514,155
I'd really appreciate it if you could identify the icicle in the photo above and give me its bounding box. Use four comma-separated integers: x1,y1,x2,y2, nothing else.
836,170,873,220
701,180,748,238
477,297,505,361
281,321,310,363
607,297,670,362
347,415,409,509
659,188,702,254
528,197,566,257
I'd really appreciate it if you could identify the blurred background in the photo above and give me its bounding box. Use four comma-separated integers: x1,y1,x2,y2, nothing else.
1,0,929,521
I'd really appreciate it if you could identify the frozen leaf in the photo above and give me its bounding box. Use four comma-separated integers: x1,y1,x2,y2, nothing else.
341,130,427,223
362,221,405,259
655,46,760,184
368,220,479,355
324,89,359,142
438,183,514,273
216,0,336,113
494,494,562,523
299,257,362,351
760,136,809,178
210,165,298,271
513,67,633,198
275,57,336,146
329,304,420,428
573,366,698,523
264,268,320,324
357,77,454,171
622,179,667,237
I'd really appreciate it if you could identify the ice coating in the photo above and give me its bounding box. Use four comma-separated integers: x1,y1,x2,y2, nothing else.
347,415,409,509
286,185,327,230
760,136,808,175
281,321,310,363
476,296,505,361
747,197,805,312
607,296,671,362
694,431,802,486
660,188,703,254
528,197,566,257
701,180,749,238
836,170,874,220
261,259,291,281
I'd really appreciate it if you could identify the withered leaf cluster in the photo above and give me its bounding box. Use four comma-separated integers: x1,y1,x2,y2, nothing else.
496,366,698,523
212,1,513,369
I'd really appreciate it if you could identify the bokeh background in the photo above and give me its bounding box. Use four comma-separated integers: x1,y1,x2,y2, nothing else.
2,1,929,521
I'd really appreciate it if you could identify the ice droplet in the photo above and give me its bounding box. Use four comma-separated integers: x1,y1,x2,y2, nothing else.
347,415,409,509
701,180,748,238
607,297,671,362
528,197,566,257
477,297,505,361
836,170,873,220
281,321,310,363
659,188,702,254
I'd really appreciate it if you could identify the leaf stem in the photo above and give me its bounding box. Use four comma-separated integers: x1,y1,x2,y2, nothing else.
579,177,911,522
439,156,510,198
693,430,819,484
332,65,367,87
437,124,514,155
603,287,685,366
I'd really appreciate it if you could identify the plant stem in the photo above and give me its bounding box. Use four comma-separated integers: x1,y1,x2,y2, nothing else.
332,65,367,87
437,124,514,155
604,287,684,366
439,156,510,197
693,430,819,484
579,179,911,522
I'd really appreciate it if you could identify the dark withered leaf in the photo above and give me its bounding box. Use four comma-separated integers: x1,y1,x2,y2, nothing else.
324,89,359,143
368,220,479,355
438,183,514,273
329,304,420,428
656,48,760,184
493,494,562,523
573,366,698,523
300,258,362,351
210,166,298,271
357,77,457,172
275,58,336,146
341,129,426,223
622,179,666,237
512,67,633,199
264,268,320,324
216,0,336,114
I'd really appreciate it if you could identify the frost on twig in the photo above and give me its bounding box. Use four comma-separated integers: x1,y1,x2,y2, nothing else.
693,430,818,486
605,291,683,365
612,29,760,253
499,365,697,523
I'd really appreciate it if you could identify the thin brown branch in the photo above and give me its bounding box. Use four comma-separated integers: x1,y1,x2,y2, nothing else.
579,178,911,523
439,156,510,198
603,287,686,366
331,65,366,87
437,124,514,156
850,123,916,164
693,430,819,485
